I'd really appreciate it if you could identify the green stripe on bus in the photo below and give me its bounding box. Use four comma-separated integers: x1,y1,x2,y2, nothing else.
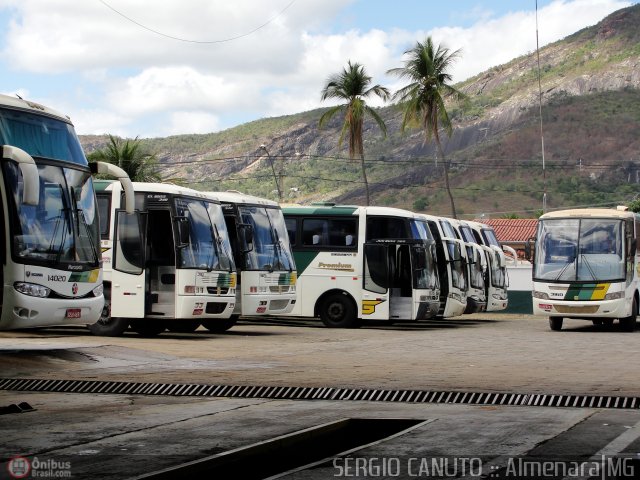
282,206,357,216
292,251,321,276
564,284,601,301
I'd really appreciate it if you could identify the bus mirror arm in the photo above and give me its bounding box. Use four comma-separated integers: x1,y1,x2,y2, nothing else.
90,161,135,214
3,146,39,206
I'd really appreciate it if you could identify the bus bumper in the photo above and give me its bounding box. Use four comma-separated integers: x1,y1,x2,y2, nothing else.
533,298,630,319
242,294,296,316
417,300,441,320
0,290,103,330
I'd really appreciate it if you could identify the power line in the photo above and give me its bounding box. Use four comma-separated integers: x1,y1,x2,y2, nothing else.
98,0,296,44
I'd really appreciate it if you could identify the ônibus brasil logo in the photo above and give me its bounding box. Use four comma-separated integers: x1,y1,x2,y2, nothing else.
7,456,30,478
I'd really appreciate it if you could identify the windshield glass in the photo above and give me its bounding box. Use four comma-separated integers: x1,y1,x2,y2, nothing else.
411,220,434,241
0,107,87,165
489,250,507,287
3,162,99,267
439,220,457,239
459,225,477,244
174,197,234,271
534,218,624,282
467,246,484,289
239,206,295,271
482,228,501,248
446,241,466,290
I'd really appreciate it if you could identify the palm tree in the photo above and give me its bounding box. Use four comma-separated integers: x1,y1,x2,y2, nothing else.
319,61,389,205
387,37,465,218
88,135,162,182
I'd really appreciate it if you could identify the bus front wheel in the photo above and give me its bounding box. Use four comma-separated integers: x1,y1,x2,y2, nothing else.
201,317,237,333
320,294,358,328
88,291,129,337
549,317,563,331
620,299,637,332
130,320,166,337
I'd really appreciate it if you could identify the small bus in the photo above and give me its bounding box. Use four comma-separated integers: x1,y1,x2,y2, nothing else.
447,218,487,313
532,207,639,331
466,220,509,311
94,181,237,336
0,94,134,330
420,214,468,318
283,204,440,327
213,191,297,323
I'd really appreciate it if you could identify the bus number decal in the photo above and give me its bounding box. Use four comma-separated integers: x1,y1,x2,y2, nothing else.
362,299,385,315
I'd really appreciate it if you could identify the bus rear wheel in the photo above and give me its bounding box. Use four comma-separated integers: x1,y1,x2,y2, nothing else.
88,292,129,337
201,317,237,333
130,320,166,337
549,317,563,331
320,294,358,328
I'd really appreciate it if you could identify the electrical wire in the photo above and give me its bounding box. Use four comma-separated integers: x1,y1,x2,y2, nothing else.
98,0,296,44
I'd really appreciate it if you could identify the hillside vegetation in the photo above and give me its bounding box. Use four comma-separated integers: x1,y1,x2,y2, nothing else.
80,4,640,218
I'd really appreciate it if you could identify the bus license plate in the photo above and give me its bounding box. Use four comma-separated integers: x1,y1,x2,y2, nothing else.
65,308,81,319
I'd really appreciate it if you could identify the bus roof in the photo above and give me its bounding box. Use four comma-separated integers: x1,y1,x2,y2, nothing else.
211,190,279,207
0,93,72,124
539,207,637,220
282,204,418,217
95,180,218,200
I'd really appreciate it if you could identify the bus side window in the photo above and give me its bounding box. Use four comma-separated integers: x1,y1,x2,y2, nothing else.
285,218,297,246
302,218,328,246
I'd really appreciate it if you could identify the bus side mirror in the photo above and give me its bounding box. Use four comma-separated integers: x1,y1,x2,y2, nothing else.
239,223,254,252
175,217,190,248
525,236,536,262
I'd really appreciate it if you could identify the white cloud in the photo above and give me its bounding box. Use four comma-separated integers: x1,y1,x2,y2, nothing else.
0,0,630,137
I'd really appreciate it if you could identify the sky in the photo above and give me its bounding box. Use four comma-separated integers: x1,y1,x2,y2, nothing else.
0,0,634,138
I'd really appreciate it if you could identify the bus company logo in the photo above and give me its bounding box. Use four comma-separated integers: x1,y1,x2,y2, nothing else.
48,275,67,282
317,262,354,272
7,456,30,478
362,299,385,315
71,283,79,295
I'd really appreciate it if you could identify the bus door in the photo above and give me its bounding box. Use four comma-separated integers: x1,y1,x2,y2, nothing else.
363,241,424,321
110,210,146,318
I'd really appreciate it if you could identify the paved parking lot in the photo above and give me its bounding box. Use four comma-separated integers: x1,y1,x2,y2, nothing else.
2,314,640,479
1,314,638,397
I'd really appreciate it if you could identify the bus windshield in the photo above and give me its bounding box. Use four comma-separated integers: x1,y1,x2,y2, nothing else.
174,197,235,271
239,206,295,271
4,162,99,267
534,218,624,282
0,106,87,165
481,228,501,248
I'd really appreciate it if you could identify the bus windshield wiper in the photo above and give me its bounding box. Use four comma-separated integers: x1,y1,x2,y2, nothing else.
580,254,597,281
554,258,576,281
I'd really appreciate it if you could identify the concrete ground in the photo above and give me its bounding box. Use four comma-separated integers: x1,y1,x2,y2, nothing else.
1,314,639,479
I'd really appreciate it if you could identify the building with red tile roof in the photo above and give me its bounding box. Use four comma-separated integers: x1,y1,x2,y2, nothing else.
477,218,538,259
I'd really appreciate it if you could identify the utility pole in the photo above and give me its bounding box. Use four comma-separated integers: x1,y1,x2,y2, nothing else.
260,144,283,202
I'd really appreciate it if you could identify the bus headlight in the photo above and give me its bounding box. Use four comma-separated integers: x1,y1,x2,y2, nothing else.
532,290,549,300
92,284,104,297
14,282,51,298
604,291,624,300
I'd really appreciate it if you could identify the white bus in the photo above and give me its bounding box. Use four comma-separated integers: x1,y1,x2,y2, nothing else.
213,191,297,323
532,207,639,331
465,220,509,311
283,204,440,327
94,181,237,336
0,94,134,330
420,215,468,318
447,218,487,314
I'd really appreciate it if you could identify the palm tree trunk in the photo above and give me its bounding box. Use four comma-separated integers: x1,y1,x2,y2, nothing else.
359,153,370,206
436,137,456,218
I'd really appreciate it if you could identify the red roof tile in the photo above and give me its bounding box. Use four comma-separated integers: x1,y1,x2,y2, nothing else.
480,218,538,243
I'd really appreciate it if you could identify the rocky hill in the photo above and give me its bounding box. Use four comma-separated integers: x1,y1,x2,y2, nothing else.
80,4,640,218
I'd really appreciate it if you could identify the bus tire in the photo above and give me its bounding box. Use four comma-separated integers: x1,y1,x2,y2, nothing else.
320,293,358,328
130,320,166,337
620,299,637,332
549,317,563,331
166,320,201,333
88,290,129,337
201,317,237,333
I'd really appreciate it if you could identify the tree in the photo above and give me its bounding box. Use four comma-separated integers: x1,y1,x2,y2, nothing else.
88,135,163,182
319,61,389,205
387,37,465,217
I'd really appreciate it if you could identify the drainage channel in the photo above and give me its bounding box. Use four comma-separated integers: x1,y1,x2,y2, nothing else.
1,378,639,410
133,418,428,480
